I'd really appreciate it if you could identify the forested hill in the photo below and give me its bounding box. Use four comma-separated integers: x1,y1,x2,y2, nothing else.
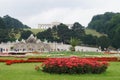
87,12,119,35
0,15,30,42
0,15,30,29
87,12,120,49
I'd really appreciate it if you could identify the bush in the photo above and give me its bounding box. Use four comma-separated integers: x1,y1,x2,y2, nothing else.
41,57,109,74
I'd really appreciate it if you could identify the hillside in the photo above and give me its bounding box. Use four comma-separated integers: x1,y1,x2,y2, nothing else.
0,15,30,42
26,28,103,37
23,28,103,37
1,15,30,29
85,29,104,37
24,28,44,34
87,12,119,34
87,12,120,48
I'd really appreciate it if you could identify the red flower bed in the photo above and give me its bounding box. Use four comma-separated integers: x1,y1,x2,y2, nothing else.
0,59,9,62
28,58,49,60
0,57,118,65
41,57,109,74
0,58,49,65
82,57,118,62
5,59,47,65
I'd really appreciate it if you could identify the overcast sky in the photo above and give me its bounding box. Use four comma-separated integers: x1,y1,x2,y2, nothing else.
0,0,120,28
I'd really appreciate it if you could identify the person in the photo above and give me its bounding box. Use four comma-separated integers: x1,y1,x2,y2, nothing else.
0,48,2,52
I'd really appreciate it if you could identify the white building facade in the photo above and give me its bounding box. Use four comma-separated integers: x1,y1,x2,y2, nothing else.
38,22,73,29
0,34,100,53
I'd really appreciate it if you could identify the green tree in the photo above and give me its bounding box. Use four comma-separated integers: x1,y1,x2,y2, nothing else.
51,26,59,41
82,34,97,46
20,30,33,40
112,28,120,49
106,14,120,38
70,38,80,51
0,15,30,42
3,15,30,29
97,36,111,51
87,12,115,33
56,23,70,43
0,17,6,29
0,29,10,42
87,12,120,49
36,28,53,42
71,22,85,38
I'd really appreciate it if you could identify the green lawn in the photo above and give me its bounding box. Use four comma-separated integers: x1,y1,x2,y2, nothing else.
0,62,120,80
25,28,44,34
85,29,104,37
15,28,44,39
0,52,111,59
40,51,110,58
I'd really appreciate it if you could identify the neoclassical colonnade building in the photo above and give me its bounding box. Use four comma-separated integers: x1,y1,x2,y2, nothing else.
38,22,73,29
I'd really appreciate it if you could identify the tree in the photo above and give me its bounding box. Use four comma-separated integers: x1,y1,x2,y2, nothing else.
69,38,80,51
0,15,30,42
51,26,59,41
97,36,111,51
36,28,53,42
71,22,85,38
87,12,120,49
0,29,10,42
112,28,120,49
3,15,30,29
0,17,6,29
82,34,97,46
87,12,115,33
19,30,33,40
56,23,70,43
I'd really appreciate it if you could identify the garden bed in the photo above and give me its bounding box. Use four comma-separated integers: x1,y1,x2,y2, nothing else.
0,57,119,65
41,57,109,74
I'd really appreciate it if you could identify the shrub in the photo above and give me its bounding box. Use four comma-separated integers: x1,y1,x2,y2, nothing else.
41,57,109,74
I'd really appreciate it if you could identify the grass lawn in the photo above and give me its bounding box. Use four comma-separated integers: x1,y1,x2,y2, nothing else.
0,62,120,80
85,29,104,37
25,28,44,34
35,51,111,58
0,51,112,59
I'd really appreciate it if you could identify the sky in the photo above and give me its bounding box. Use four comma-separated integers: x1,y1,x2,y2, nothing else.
0,0,120,28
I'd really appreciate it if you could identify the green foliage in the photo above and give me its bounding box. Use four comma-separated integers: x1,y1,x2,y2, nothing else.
0,17,6,29
0,15,30,42
82,34,97,46
0,29,10,42
36,28,53,41
71,22,85,38
36,22,85,44
88,12,115,33
3,15,30,29
97,36,111,51
87,12,120,49
19,30,33,40
112,28,120,49
56,23,71,43
70,38,79,51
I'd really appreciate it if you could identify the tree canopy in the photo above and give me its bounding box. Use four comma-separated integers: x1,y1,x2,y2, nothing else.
36,22,85,44
0,15,30,42
87,12,120,49
0,13,120,50
3,15,30,29
19,30,33,40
